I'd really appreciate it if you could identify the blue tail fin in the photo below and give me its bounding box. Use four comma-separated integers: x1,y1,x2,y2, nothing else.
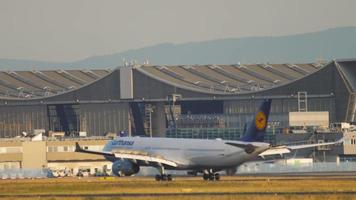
241,99,272,142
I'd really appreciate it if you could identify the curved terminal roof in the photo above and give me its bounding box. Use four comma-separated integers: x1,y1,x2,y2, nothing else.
135,63,323,95
0,69,111,99
0,62,332,100
335,60,356,92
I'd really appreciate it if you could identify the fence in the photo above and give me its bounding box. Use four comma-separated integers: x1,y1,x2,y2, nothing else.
237,161,356,174
0,169,52,179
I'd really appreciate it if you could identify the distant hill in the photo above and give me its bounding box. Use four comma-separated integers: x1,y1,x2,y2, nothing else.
1,27,356,70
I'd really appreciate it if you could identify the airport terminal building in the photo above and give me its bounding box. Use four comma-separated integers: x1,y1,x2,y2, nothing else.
0,59,356,172
0,59,355,140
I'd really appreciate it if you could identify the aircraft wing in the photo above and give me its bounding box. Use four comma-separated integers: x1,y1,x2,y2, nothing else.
75,143,178,167
259,138,343,158
75,142,114,156
113,152,178,167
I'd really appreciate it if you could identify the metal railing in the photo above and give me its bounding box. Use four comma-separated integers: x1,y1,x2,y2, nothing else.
237,161,356,174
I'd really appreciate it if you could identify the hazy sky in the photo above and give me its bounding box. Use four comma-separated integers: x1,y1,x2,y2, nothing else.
0,0,355,62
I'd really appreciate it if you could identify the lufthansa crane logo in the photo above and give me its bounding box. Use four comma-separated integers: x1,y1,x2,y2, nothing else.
255,111,267,130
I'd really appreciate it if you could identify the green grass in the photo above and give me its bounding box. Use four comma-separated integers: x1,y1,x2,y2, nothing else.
1,176,356,200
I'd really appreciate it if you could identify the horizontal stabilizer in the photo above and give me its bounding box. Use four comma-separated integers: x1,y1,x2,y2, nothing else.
225,142,257,154
259,147,291,157
259,138,344,158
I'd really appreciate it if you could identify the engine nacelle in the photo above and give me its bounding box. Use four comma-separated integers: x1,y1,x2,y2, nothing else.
112,159,140,176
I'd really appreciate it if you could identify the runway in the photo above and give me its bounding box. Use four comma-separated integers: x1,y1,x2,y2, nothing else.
1,175,356,199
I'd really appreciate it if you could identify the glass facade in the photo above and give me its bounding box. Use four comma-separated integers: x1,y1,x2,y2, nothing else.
0,105,47,138
0,103,129,137
79,103,129,136
48,104,80,134
166,127,243,140
166,96,334,143
166,127,278,144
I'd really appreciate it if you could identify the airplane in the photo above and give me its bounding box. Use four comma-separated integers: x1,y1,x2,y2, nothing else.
75,99,343,181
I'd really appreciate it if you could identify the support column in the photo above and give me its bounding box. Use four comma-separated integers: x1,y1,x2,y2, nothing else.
152,102,166,137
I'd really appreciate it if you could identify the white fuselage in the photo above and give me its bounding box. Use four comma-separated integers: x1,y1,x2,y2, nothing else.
103,137,270,171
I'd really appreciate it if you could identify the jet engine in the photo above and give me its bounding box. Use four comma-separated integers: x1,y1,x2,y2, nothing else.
111,159,140,176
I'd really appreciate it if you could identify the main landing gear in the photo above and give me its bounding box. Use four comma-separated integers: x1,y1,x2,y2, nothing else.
203,169,220,181
155,174,173,181
155,165,173,181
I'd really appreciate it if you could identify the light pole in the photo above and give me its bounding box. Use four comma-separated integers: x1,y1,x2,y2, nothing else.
269,121,280,145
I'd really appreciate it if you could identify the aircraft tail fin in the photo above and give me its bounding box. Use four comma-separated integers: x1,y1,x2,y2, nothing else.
241,99,272,142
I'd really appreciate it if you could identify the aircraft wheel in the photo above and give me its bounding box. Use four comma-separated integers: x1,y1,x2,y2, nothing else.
214,173,220,181
209,174,215,181
167,174,173,181
155,174,172,181
203,173,210,181
155,174,161,181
